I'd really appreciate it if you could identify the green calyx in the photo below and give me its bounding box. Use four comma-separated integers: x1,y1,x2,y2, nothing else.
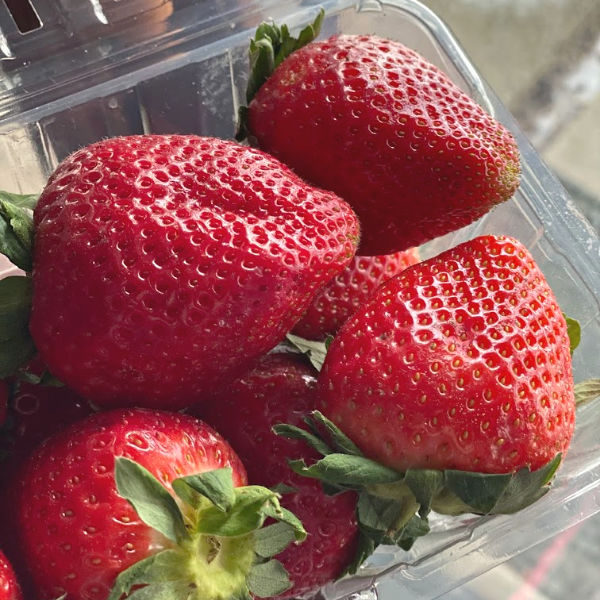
0,276,35,378
0,190,37,273
274,411,562,574
0,191,39,379
236,8,325,141
284,333,332,371
110,458,306,600
563,314,580,355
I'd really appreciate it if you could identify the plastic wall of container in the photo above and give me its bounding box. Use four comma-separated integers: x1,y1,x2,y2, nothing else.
1,1,599,599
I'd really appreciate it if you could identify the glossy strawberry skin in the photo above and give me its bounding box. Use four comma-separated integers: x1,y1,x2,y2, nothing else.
293,248,419,340
192,354,359,599
11,408,247,600
248,35,520,255
0,550,22,600
30,135,359,409
318,235,575,474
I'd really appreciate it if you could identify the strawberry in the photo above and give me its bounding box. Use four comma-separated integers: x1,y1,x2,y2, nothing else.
11,408,306,600
239,13,520,255
0,550,22,600
275,235,575,552
192,353,360,598
292,248,420,340
317,234,574,474
0,135,359,409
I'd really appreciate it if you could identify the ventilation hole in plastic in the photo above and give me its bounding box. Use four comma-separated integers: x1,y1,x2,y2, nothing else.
4,0,41,33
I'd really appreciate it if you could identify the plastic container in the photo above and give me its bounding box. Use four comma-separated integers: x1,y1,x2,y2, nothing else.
1,1,599,598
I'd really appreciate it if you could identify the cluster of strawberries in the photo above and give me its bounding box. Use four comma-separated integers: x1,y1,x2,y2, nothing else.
0,10,579,600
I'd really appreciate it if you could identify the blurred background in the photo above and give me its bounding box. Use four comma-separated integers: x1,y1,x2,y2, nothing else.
414,1,600,598
0,0,598,598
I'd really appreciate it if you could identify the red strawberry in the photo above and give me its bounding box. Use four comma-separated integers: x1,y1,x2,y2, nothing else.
240,17,520,255
272,236,574,554
318,235,575,475
11,408,306,600
0,135,359,409
192,353,360,598
0,550,22,600
293,248,420,340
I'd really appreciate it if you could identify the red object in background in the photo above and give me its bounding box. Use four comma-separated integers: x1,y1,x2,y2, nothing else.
293,248,420,340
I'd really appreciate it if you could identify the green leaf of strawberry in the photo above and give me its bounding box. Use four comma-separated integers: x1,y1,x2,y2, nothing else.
284,333,330,372
0,191,37,273
0,276,36,378
253,522,298,559
574,379,600,406
247,559,292,598
173,467,237,512
288,453,401,487
276,409,565,562
237,9,325,140
115,457,189,544
564,314,581,355
107,551,185,600
194,485,305,539
111,458,306,599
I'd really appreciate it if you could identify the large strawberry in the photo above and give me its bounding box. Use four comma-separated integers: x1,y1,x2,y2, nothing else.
0,550,22,600
192,353,360,598
292,248,420,340
239,12,520,255
0,136,359,409
11,408,305,600
317,234,574,474
275,235,575,550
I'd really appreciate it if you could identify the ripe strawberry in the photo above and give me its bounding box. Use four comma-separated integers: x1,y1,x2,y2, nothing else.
272,236,574,554
0,135,359,409
293,248,420,340
0,550,22,600
192,353,360,598
318,235,575,475
11,408,305,600
240,16,520,255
